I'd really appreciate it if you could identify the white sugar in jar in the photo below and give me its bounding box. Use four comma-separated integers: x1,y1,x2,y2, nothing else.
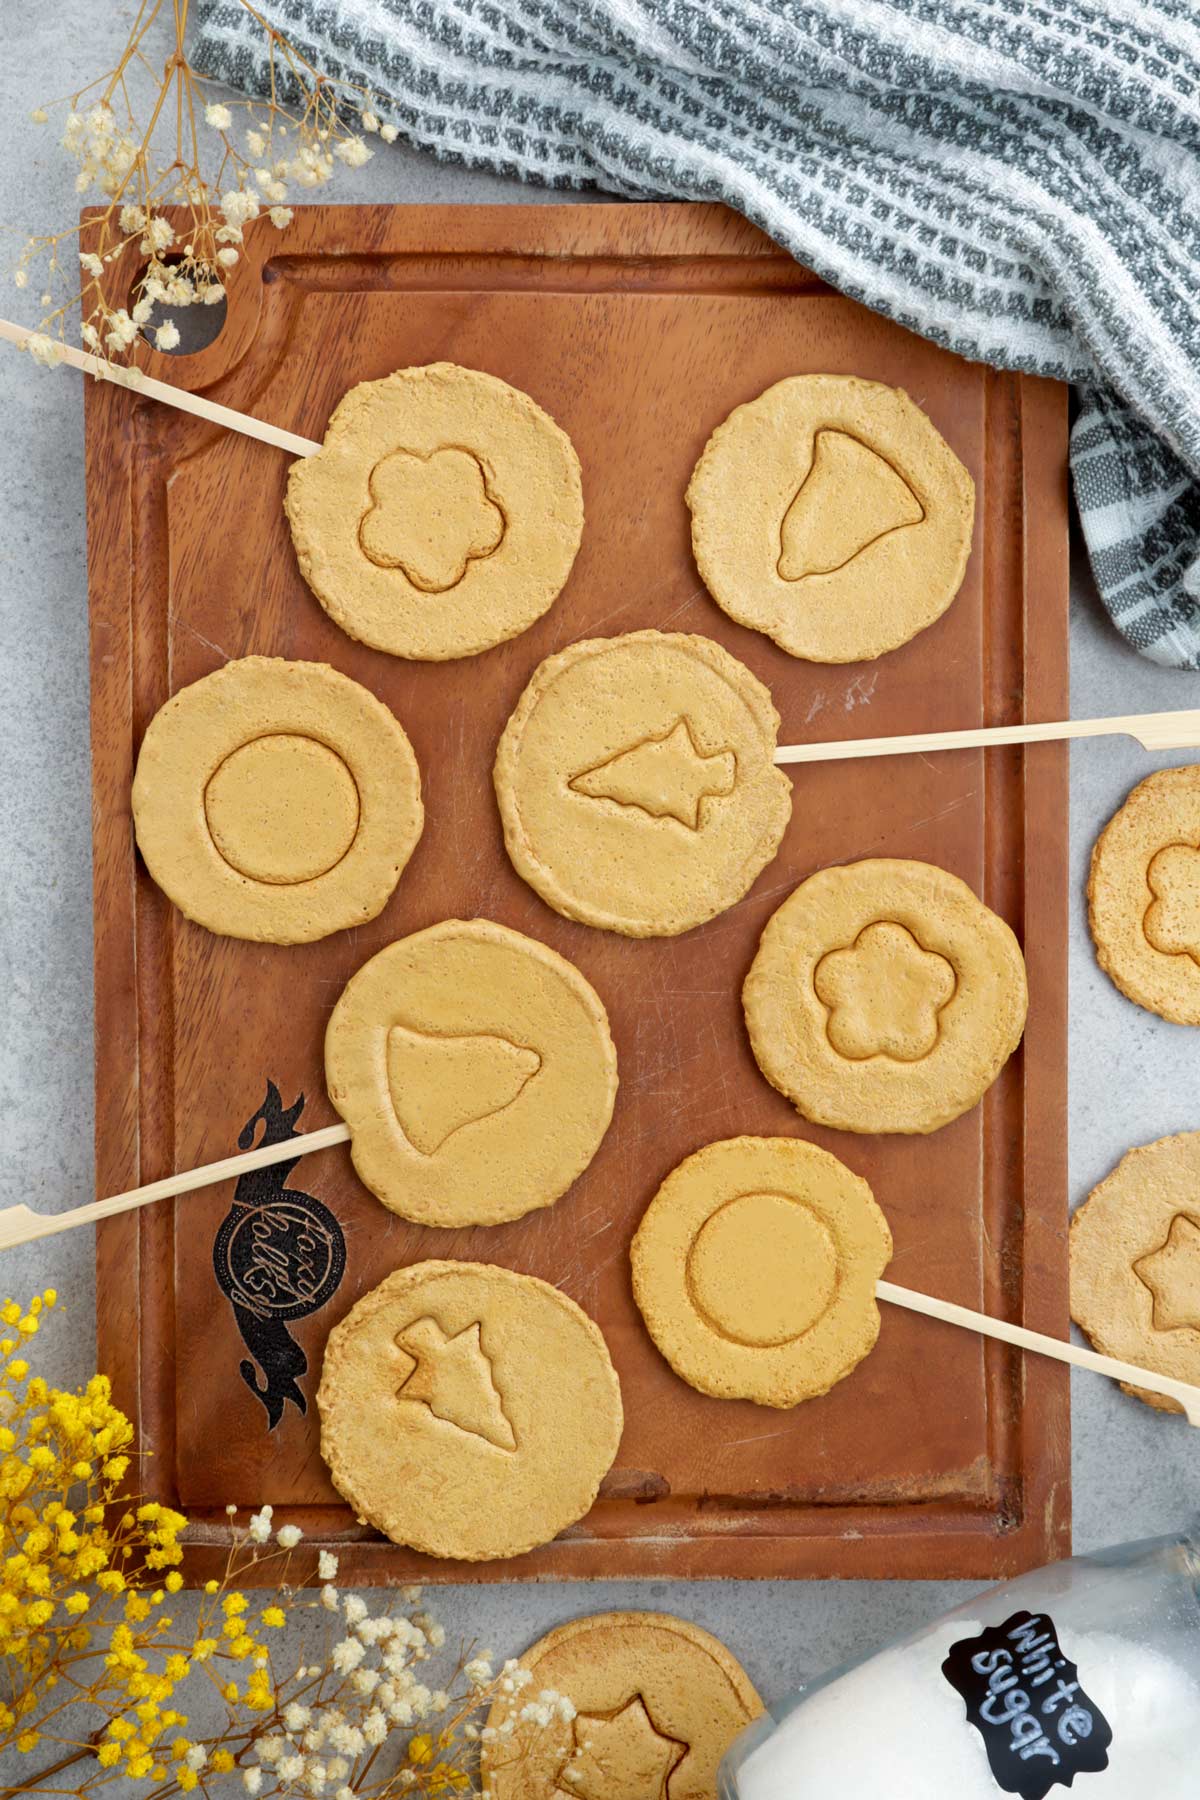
722,1525,1200,1800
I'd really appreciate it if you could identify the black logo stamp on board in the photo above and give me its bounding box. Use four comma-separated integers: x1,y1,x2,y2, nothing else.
213,1082,346,1430
942,1610,1113,1799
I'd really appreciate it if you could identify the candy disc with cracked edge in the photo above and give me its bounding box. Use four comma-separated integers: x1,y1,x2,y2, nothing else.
131,656,423,945
285,363,584,660
324,918,618,1226
1088,765,1200,1025
631,1137,892,1407
686,373,975,663
317,1262,623,1561
482,1612,762,1800
494,630,793,938
1071,1131,1200,1415
743,858,1027,1136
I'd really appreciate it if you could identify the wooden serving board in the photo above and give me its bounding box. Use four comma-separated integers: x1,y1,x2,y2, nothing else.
86,204,1070,1584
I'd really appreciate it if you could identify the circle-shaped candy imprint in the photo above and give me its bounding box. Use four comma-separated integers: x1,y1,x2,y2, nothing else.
317,1261,623,1561
631,1136,892,1406
494,630,793,937
285,363,584,660
743,858,1028,1135
325,918,617,1227
1071,1131,1200,1417
687,374,975,663
482,1612,761,1800
131,656,423,944
1088,765,1200,1025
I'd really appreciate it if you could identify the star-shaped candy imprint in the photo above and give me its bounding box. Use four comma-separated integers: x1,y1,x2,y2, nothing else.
558,1695,687,1800
1134,1214,1200,1333
358,446,505,590
1144,842,1200,964
814,919,956,1062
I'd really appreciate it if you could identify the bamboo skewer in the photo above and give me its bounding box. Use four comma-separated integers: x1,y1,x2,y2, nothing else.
0,1124,349,1251
775,709,1200,764
0,317,321,458
877,1280,1200,1427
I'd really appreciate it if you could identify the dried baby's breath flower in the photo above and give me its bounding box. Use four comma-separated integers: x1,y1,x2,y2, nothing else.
10,3,402,366
25,331,64,366
335,134,373,168
332,1636,367,1674
247,1504,273,1542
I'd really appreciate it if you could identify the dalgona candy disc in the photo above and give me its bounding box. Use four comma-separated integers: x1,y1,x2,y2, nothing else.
286,362,584,660
324,918,617,1227
631,1135,893,1406
494,629,793,937
131,656,422,944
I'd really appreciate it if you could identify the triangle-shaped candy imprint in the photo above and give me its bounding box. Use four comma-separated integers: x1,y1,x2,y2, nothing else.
386,1024,541,1156
569,717,737,829
395,1316,517,1451
778,428,925,581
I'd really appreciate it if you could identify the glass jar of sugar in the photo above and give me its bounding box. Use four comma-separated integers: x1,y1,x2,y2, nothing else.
721,1522,1200,1800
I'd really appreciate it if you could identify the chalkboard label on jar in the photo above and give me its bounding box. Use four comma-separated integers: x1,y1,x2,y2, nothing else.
942,1610,1113,1799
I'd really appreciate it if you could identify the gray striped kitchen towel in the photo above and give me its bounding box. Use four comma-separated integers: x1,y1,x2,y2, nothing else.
194,0,1200,668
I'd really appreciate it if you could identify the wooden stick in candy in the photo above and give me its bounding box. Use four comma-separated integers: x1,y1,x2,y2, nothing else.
0,1124,348,1250
0,317,320,458
775,710,1200,764
877,1279,1200,1427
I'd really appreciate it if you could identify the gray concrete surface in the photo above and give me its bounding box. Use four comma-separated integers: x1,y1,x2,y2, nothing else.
1,9,1198,1791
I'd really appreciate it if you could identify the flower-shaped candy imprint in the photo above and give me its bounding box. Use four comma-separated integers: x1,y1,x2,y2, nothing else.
324,918,617,1227
631,1136,893,1406
286,363,584,660
687,374,975,663
131,657,423,944
317,1262,623,1561
1088,765,1200,1024
1071,1131,1200,1415
482,1613,761,1800
494,630,793,936
743,859,1028,1135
